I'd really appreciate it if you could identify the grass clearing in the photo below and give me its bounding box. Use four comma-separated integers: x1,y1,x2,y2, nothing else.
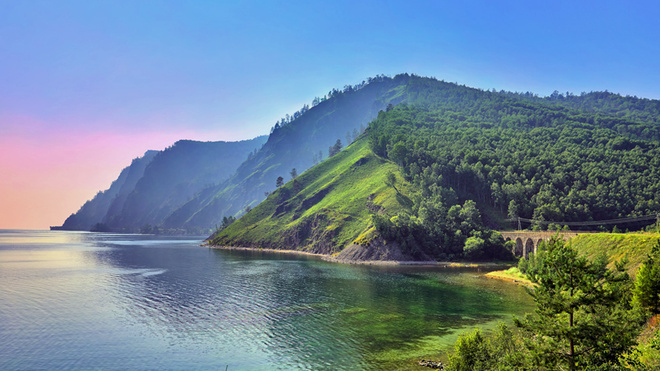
570,233,660,276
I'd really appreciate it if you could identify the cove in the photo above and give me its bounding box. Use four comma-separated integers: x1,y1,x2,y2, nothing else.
0,231,533,370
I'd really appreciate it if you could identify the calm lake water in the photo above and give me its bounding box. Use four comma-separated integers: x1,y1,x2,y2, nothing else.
0,230,533,370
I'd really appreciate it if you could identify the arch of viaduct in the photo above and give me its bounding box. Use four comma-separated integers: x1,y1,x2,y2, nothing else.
498,231,580,258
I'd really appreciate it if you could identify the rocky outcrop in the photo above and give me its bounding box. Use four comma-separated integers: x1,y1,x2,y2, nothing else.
332,237,423,263
418,359,444,369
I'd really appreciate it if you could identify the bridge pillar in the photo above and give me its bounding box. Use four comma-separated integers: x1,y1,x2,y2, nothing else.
524,238,534,259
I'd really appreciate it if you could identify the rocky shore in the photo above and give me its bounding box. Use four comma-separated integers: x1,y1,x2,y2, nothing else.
208,244,513,269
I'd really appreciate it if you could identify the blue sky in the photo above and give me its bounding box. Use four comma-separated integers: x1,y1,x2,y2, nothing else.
1,0,659,228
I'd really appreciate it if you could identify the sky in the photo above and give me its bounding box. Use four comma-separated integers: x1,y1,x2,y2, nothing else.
1,0,659,229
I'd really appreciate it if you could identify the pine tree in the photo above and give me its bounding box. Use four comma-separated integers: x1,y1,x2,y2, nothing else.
632,240,660,314
514,236,639,370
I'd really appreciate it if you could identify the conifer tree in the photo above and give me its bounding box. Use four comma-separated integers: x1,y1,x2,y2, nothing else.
632,240,660,314
515,237,639,370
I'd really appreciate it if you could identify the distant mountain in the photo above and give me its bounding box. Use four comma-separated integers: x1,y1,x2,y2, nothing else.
57,137,267,233
59,150,158,231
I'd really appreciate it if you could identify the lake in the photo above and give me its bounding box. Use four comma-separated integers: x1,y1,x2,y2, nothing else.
0,230,533,370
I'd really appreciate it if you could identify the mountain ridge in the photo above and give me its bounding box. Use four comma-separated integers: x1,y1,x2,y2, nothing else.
58,74,660,243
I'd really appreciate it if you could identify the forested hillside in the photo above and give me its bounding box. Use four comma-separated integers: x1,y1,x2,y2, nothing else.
213,75,660,261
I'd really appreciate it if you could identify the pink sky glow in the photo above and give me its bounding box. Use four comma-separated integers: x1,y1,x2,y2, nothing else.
0,114,247,230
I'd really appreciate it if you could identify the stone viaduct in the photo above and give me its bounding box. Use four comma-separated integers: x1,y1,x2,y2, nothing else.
498,231,581,258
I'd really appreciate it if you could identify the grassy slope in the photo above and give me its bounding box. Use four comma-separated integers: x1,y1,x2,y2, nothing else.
210,137,413,254
486,232,660,286
570,232,660,275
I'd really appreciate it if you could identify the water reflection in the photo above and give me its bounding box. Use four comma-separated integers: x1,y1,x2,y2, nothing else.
0,231,533,370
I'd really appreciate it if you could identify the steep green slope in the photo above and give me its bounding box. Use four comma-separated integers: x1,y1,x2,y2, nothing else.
210,138,412,254
166,75,414,230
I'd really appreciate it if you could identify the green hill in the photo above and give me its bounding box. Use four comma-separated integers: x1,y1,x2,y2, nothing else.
209,138,415,258
166,75,414,231
211,76,660,262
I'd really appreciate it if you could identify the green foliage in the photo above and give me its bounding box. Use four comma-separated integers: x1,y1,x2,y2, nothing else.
388,141,408,166
632,241,660,314
446,324,528,371
447,328,491,371
517,241,548,279
328,139,343,157
372,188,512,260
221,216,236,229
384,171,398,192
368,94,660,232
514,236,641,370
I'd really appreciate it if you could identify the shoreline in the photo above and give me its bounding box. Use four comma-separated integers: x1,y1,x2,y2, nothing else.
485,270,534,287
207,244,515,269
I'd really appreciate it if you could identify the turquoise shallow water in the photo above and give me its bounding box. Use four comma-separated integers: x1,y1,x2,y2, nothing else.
0,230,533,370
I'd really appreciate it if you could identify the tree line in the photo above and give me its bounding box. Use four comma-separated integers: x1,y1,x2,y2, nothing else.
365,83,659,259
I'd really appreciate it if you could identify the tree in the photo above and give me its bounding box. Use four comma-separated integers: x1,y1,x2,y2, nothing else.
632,240,660,314
507,199,519,220
515,236,639,370
463,236,485,259
447,324,527,371
290,168,297,179
384,171,398,192
388,141,408,166
328,139,343,157
276,176,284,188
221,216,236,229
